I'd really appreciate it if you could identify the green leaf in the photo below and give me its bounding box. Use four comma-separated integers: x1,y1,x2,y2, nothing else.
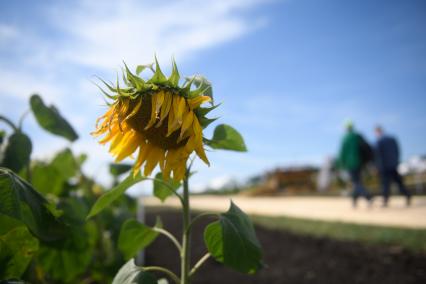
0,226,39,279
198,116,218,129
50,148,78,180
0,168,68,242
31,148,78,197
1,132,32,173
204,201,262,274
110,163,133,177
123,62,145,90
31,162,64,196
118,218,161,260
187,75,213,100
29,94,78,141
0,130,5,145
149,56,167,84
113,259,157,284
0,214,22,235
196,103,220,117
153,173,181,202
136,63,154,75
87,174,145,219
37,221,97,283
204,221,223,261
205,124,247,152
168,59,180,87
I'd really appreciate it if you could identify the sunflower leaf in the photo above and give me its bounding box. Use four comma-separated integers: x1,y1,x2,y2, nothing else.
87,173,146,219
205,124,247,152
109,163,133,177
149,56,167,84
153,173,181,202
168,58,180,87
112,259,157,284
0,226,39,279
123,62,145,90
136,63,154,75
204,201,263,274
187,75,213,101
0,168,68,242
118,218,162,260
1,132,32,173
30,94,79,142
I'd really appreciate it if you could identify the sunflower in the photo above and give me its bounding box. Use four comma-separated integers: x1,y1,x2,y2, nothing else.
92,58,217,181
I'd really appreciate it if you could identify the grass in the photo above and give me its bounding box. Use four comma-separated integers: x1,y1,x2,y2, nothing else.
251,215,426,253
146,205,426,253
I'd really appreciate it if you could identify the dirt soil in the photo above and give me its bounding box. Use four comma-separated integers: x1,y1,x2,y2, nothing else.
144,209,426,284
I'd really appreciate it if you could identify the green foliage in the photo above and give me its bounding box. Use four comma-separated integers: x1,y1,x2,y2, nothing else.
0,132,32,173
31,163,65,196
252,215,426,252
110,163,133,177
32,148,79,196
118,219,161,260
37,222,97,283
0,168,68,242
0,226,39,280
0,94,141,283
112,259,156,284
30,94,78,142
50,148,79,180
204,201,262,274
153,173,181,202
87,174,145,219
206,124,247,152
0,130,5,145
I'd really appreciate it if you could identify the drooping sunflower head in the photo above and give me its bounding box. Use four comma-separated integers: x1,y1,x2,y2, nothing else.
92,58,217,181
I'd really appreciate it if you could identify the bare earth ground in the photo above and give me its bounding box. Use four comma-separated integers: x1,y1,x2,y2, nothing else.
144,210,426,284
144,196,426,228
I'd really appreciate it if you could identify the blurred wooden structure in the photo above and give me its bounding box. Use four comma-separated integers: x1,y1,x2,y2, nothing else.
247,167,318,196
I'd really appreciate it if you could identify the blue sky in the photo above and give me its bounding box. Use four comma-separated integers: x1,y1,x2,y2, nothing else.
1,0,425,191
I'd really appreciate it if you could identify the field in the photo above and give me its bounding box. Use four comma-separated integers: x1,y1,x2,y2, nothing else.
145,208,426,284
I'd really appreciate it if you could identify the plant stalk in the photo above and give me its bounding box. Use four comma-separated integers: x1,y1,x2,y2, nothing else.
180,172,191,284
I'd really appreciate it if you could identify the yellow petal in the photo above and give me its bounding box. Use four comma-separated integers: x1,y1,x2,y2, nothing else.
114,132,140,162
124,97,143,121
167,100,180,137
173,158,187,181
155,91,165,113
144,146,163,176
144,94,158,130
179,108,193,139
192,119,209,165
155,92,171,127
188,95,211,109
134,142,149,170
109,132,125,153
175,96,186,124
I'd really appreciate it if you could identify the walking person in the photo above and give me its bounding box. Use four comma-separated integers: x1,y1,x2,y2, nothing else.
374,126,411,207
338,121,373,207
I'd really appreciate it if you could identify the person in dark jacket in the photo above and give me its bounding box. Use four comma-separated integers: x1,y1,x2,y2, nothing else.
338,122,373,207
374,126,411,206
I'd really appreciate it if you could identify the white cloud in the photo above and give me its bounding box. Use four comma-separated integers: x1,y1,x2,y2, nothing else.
0,68,63,102
0,24,19,42
46,0,268,69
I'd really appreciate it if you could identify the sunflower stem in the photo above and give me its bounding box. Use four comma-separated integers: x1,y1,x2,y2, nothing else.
0,115,18,132
180,169,191,284
142,266,180,284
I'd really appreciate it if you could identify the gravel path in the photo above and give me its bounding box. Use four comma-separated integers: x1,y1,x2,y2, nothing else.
143,195,426,228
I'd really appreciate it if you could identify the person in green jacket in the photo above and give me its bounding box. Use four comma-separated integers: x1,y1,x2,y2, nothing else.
338,121,373,207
